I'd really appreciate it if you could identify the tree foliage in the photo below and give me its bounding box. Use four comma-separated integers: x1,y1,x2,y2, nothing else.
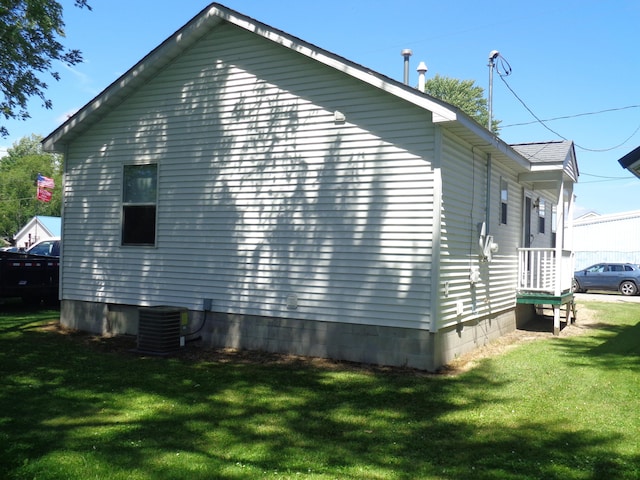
0,0,91,137
0,134,62,243
424,74,500,133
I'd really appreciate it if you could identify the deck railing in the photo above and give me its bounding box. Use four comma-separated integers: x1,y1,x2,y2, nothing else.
517,248,574,294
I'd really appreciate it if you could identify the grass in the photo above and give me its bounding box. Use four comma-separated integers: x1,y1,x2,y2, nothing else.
0,299,639,479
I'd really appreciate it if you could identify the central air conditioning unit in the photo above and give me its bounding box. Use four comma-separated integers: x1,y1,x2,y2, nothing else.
137,306,186,355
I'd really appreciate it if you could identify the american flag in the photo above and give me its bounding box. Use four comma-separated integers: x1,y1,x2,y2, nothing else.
37,187,52,203
37,174,55,189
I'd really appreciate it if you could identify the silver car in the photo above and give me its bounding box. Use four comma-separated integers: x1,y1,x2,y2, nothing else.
572,263,640,296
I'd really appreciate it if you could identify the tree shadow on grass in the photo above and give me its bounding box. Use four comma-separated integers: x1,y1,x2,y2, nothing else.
550,303,640,371
0,312,638,479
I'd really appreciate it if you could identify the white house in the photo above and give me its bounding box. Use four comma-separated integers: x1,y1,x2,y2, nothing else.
573,210,640,269
14,215,61,250
43,3,578,370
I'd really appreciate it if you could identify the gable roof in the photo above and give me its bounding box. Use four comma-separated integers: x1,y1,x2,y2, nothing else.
14,216,61,240
508,140,579,200
574,209,640,226
511,140,579,180
574,211,601,221
42,2,531,172
511,140,571,164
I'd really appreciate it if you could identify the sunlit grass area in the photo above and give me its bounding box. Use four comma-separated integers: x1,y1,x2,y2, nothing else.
0,300,638,479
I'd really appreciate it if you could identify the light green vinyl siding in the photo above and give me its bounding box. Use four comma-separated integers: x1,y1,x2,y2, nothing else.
61,24,437,330
436,130,521,328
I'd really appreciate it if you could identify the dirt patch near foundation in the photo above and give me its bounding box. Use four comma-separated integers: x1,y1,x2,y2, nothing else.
43,301,604,376
441,302,602,374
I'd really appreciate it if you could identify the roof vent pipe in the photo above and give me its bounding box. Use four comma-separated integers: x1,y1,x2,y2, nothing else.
401,49,413,85
417,61,428,92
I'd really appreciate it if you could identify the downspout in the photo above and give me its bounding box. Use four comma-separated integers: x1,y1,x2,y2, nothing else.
486,154,492,235
59,142,69,303
430,127,443,334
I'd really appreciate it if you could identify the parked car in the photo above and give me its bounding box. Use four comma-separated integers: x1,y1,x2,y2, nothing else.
0,246,22,253
572,263,640,296
25,238,60,257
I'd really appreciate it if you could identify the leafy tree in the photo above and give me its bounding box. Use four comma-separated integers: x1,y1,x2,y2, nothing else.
425,74,500,133
0,134,62,243
0,0,91,137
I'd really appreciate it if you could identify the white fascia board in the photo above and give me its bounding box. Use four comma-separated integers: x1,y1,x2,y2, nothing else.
43,9,225,152
529,164,564,172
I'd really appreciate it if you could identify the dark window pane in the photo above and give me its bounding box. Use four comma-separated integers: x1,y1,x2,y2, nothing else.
123,205,156,245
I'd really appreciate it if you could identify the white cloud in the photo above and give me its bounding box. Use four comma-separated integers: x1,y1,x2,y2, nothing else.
63,63,91,86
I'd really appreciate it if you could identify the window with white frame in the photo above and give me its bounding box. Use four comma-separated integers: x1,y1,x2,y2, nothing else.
500,178,508,225
122,164,157,246
538,198,546,234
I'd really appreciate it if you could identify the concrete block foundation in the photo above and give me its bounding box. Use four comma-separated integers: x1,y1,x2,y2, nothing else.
60,299,517,372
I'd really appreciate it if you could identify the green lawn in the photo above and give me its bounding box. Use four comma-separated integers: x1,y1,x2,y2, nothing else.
0,299,638,479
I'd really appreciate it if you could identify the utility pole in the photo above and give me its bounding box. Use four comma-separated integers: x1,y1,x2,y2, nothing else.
488,50,499,131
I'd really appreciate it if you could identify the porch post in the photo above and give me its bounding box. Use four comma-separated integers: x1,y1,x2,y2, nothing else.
555,180,565,297
565,183,575,260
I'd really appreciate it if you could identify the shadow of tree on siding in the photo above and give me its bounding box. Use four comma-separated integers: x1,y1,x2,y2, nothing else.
44,19,640,480
124,24,436,365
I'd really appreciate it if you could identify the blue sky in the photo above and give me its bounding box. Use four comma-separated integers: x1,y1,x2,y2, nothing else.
2,0,639,217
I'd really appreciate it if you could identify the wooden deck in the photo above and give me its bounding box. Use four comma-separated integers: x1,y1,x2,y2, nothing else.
517,291,576,335
516,248,577,335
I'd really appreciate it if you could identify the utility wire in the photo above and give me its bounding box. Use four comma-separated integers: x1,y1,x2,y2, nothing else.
498,73,640,152
579,177,632,184
582,172,629,179
491,54,639,182
579,173,630,183
0,196,38,203
494,54,512,77
502,105,640,128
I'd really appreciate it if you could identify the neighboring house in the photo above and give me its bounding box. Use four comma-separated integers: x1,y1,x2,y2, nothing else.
618,145,640,178
511,140,579,248
573,210,640,269
42,3,579,370
13,216,61,250
574,211,601,221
